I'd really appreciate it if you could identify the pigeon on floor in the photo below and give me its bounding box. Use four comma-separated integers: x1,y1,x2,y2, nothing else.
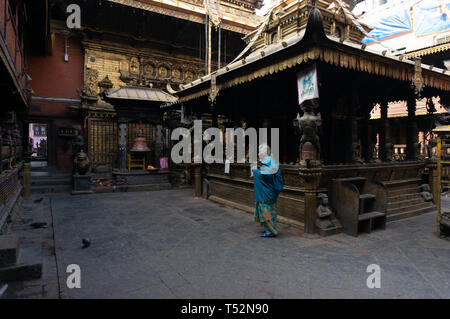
34,198,44,203
0,284,8,297
30,222,47,229
82,238,91,248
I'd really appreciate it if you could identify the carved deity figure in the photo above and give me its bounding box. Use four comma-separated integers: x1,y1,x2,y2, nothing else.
419,184,433,202
352,141,363,164
316,193,334,230
293,99,321,167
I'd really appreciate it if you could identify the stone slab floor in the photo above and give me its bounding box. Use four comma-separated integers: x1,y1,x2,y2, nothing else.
47,189,450,299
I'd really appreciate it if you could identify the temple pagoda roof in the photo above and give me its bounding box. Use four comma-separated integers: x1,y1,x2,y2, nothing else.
170,6,449,103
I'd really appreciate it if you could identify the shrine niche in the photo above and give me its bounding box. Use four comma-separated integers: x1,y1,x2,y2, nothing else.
171,67,183,82
120,60,129,72
129,57,140,75
157,64,170,78
184,70,195,82
143,63,156,78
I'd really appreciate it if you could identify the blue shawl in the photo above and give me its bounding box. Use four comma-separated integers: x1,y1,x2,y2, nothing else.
252,156,284,204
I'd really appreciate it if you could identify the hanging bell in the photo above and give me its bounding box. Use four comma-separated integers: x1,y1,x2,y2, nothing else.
130,121,151,152
131,137,150,152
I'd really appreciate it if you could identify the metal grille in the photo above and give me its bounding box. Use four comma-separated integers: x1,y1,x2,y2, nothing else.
88,119,118,168
0,170,18,206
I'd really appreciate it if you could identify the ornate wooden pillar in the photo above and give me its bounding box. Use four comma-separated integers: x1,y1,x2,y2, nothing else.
351,116,363,163
362,106,371,162
118,120,127,170
193,163,202,198
406,96,418,161
379,101,389,161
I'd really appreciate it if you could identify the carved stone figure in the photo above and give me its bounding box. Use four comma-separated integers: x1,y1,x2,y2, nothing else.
73,149,90,175
352,141,363,164
293,99,321,167
416,142,426,160
98,75,114,93
419,184,433,202
426,138,437,159
130,57,139,74
316,193,334,230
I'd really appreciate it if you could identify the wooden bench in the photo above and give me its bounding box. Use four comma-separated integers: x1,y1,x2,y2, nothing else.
330,177,387,237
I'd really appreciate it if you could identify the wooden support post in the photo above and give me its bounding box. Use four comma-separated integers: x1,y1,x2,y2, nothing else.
379,101,388,161
118,120,127,171
194,164,202,198
406,96,417,161
23,162,30,199
299,167,322,238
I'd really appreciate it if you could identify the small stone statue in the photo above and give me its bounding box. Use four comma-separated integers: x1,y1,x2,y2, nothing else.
73,149,90,175
426,138,437,159
316,193,334,230
419,184,433,202
293,99,321,167
352,141,363,164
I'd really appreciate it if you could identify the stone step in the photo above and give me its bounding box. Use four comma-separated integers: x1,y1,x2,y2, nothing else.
388,192,422,203
388,187,420,197
387,205,436,222
31,185,71,194
0,244,42,282
387,197,424,209
31,178,71,186
360,194,376,201
384,178,422,190
93,183,172,194
0,235,20,268
31,172,72,179
358,211,385,221
387,201,434,215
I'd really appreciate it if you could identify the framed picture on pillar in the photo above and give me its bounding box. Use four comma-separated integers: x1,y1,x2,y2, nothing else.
297,64,319,105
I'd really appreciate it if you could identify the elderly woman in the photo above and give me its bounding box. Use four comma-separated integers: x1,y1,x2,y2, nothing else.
252,144,283,237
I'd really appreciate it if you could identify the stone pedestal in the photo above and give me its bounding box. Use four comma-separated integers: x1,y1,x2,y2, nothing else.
299,167,322,238
112,169,171,193
72,174,93,195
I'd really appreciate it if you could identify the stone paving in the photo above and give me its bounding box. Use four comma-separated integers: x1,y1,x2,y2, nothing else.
47,189,450,299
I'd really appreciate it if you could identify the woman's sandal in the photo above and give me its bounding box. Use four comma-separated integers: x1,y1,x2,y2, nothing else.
260,231,276,237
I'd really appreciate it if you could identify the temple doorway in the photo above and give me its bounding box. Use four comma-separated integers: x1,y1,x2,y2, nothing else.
28,123,48,167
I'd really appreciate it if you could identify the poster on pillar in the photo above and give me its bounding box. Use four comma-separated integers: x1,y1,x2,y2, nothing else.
297,64,319,105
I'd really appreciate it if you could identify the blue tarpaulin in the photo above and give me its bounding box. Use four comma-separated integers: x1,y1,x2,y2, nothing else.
413,0,450,36
362,9,412,43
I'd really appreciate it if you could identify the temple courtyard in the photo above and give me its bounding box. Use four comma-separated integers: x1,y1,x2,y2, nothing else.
3,189,450,299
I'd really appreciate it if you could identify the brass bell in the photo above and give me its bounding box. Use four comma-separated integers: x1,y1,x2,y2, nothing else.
130,122,150,152
131,137,150,152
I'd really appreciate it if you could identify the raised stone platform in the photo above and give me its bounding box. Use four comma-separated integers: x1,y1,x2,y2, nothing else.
111,169,172,192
